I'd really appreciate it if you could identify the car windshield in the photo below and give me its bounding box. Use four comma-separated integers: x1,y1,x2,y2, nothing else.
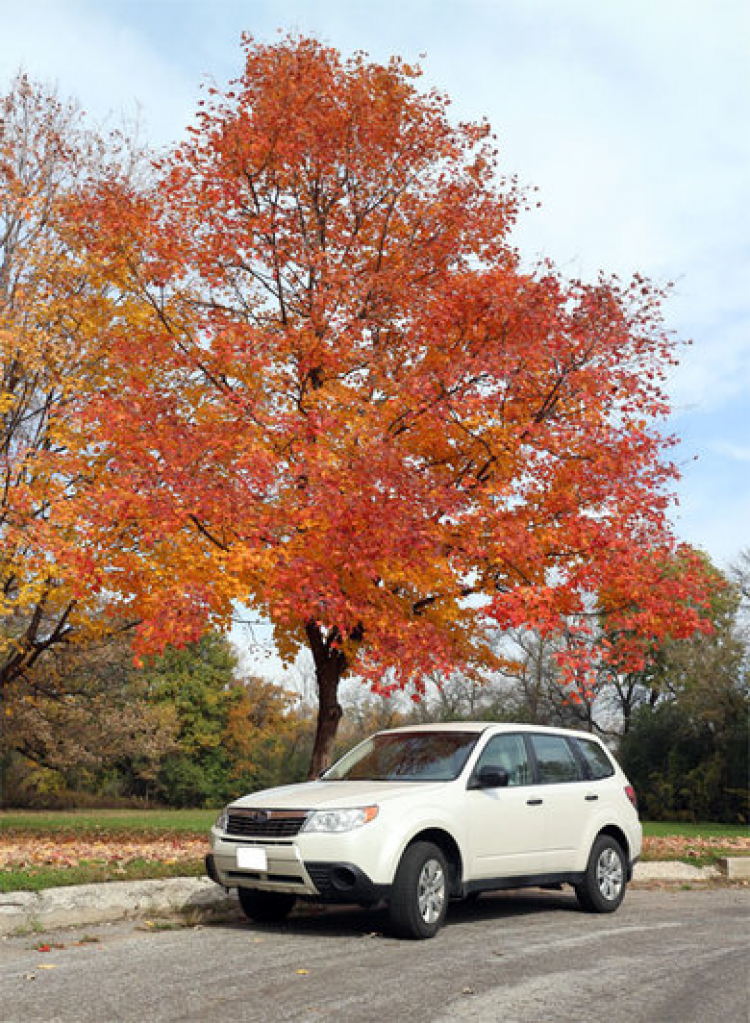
324,731,480,782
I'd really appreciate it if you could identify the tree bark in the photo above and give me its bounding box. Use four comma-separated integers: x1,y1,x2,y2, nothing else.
305,620,346,778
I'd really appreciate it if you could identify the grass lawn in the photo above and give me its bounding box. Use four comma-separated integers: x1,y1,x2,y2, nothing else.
0,860,205,893
642,822,748,839
1,810,747,891
0,808,217,834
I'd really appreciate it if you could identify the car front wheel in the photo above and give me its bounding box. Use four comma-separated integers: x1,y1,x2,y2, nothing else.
388,841,449,939
238,888,296,923
575,835,627,913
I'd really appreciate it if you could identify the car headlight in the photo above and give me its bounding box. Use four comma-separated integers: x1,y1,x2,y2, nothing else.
301,806,379,833
215,806,229,831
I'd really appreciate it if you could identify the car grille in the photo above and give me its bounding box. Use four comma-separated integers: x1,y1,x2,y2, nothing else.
226,808,308,838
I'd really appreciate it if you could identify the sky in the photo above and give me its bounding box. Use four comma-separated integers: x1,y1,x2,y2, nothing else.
2,0,748,582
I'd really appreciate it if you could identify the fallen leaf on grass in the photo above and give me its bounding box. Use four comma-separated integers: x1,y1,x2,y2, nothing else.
0,834,209,870
643,836,750,860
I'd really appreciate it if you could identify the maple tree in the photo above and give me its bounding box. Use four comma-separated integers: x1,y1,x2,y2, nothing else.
72,36,717,776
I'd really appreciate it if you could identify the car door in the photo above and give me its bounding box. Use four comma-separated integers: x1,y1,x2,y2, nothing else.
526,732,589,871
465,732,548,879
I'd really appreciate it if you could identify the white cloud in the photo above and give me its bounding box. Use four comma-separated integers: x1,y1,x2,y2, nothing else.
710,441,750,463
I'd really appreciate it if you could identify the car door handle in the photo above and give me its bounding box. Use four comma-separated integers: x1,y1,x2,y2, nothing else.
585,794,599,801
526,799,543,806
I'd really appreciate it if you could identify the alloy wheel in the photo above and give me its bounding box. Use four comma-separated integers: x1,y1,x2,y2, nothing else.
596,847,624,902
417,858,446,924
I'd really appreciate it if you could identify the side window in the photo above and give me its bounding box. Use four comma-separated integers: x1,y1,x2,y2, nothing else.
474,734,531,786
529,734,582,784
572,738,615,780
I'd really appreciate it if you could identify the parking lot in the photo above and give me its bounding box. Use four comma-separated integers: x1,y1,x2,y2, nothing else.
1,887,748,1022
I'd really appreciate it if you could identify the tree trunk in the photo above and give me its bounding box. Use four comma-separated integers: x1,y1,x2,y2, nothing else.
306,621,346,779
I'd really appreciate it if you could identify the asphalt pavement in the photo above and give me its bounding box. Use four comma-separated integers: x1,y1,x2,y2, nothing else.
1,888,748,1023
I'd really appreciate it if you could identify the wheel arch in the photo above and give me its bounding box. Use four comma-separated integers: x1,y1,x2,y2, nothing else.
595,824,632,878
403,828,464,897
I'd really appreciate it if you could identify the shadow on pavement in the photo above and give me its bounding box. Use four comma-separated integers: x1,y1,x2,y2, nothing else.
212,887,583,941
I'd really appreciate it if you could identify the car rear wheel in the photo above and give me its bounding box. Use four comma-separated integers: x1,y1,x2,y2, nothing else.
575,835,627,913
388,841,449,939
238,888,297,923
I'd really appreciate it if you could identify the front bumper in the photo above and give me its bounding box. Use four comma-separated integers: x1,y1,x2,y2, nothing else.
210,836,313,895
206,848,386,905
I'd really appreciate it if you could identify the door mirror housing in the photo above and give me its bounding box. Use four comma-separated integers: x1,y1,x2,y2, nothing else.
469,765,510,790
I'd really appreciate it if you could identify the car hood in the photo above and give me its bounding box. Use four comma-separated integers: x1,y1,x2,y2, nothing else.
229,779,449,810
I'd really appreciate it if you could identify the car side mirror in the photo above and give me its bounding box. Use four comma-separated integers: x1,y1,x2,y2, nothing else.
469,765,510,790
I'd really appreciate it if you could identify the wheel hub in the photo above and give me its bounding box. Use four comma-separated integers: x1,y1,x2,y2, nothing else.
417,858,446,924
596,847,624,901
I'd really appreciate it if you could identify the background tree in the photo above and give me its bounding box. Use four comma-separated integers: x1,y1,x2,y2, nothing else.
485,628,597,731
1,629,178,807
0,73,139,724
731,549,750,601
730,548,750,668
619,678,748,823
137,633,242,807
225,674,312,792
1,629,310,808
74,36,716,776
619,562,748,822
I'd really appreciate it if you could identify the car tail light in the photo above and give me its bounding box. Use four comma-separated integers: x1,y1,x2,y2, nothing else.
624,785,638,810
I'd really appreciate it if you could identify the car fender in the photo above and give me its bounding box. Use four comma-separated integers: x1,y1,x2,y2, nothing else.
575,809,635,872
377,806,468,884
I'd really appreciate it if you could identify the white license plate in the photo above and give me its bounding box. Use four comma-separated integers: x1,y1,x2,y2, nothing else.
236,847,267,871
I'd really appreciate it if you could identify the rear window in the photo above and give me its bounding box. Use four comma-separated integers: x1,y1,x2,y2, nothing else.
572,738,615,780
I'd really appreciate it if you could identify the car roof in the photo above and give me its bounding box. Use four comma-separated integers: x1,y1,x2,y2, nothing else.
378,722,603,741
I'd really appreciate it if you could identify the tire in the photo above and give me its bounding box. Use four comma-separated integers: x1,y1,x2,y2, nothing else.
575,835,627,913
388,841,449,939
238,888,296,923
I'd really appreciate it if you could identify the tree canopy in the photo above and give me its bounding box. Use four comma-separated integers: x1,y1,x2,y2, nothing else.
68,36,716,773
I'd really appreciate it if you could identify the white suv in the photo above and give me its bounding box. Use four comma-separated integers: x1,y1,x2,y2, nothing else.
207,722,641,939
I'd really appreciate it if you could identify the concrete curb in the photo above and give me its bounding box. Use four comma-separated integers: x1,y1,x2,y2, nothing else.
0,860,745,937
0,877,237,937
632,861,721,882
724,856,750,880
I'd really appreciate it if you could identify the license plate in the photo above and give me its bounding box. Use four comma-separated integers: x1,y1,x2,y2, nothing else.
236,847,267,871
